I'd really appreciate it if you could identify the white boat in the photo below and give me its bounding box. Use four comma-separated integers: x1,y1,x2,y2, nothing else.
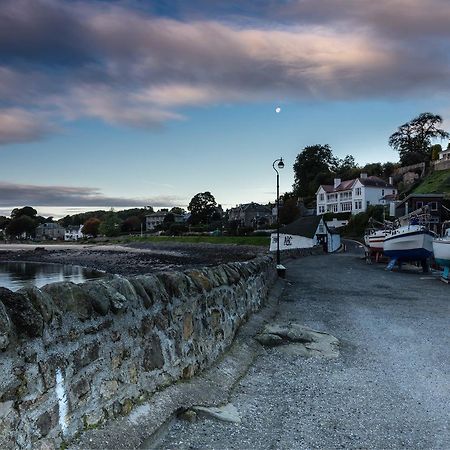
364,228,386,252
384,225,436,262
432,223,450,278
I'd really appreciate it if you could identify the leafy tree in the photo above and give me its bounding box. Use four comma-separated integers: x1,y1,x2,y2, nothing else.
188,192,217,225
293,145,335,197
163,213,175,224
81,218,101,237
0,216,10,230
169,207,185,215
389,112,449,165
6,215,36,238
99,210,122,237
10,206,37,219
121,216,142,232
430,144,442,161
279,197,301,225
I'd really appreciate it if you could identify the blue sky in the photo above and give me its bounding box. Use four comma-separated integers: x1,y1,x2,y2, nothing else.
1,0,450,217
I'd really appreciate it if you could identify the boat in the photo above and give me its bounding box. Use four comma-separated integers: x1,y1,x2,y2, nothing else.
432,222,450,280
384,224,436,264
364,228,386,252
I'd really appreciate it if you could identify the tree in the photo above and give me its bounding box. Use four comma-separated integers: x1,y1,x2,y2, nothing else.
81,218,101,237
188,192,217,225
10,206,37,219
430,144,442,161
279,197,301,225
293,145,335,198
121,216,142,232
6,215,36,238
169,207,185,215
99,210,122,237
389,112,449,165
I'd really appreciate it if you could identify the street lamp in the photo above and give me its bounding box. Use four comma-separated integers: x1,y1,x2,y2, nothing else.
273,157,284,275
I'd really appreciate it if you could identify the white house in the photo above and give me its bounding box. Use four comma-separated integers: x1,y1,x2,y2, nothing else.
316,173,396,215
64,225,84,241
145,210,185,231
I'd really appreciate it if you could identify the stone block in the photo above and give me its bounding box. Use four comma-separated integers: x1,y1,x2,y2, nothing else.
18,286,58,324
42,282,93,321
110,277,139,306
0,300,11,350
142,335,164,371
0,288,44,338
72,341,100,373
0,400,19,449
35,404,58,437
184,270,212,292
72,377,90,399
182,313,194,340
79,280,110,316
38,354,67,390
129,278,153,308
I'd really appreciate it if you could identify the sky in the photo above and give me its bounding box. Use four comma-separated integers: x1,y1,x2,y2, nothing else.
1,0,450,218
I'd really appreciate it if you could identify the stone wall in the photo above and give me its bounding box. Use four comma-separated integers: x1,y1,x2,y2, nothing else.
431,159,450,172
0,256,276,449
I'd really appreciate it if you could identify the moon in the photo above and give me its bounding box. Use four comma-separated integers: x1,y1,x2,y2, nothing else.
275,107,281,113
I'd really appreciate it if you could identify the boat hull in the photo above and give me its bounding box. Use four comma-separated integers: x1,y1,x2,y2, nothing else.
432,239,450,268
364,230,385,251
384,229,434,261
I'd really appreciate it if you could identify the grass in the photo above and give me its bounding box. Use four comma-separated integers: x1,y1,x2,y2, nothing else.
117,235,271,247
413,169,450,194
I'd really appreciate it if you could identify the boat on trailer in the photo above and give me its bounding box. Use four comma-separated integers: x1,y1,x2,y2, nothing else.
432,222,450,281
384,209,437,271
364,228,386,252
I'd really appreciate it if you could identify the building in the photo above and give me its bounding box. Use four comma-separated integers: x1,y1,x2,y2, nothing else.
36,223,65,240
145,210,184,231
316,173,396,215
228,202,272,228
270,215,341,253
64,225,84,241
394,193,445,233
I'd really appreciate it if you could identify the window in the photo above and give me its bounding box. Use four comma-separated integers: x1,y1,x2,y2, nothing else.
382,189,385,196
392,189,395,194
319,193,324,201
318,205,325,214
416,201,423,209
355,187,362,196
366,201,370,208
430,202,438,211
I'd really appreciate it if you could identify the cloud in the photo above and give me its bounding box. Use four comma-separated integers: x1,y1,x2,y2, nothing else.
0,0,449,144
0,108,53,144
0,182,184,208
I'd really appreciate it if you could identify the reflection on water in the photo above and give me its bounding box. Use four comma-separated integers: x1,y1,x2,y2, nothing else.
0,261,106,291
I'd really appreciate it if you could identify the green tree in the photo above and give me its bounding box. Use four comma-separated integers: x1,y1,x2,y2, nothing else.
293,145,335,198
279,197,301,225
389,112,449,166
121,216,142,232
430,144,442,161
81,218,101,237
188,192,217,225
10,206,37,219
99,210,122,237
169,207,185,215
6,215,36,238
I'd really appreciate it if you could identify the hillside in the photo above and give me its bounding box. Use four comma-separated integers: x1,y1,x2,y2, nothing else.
413,169,450,195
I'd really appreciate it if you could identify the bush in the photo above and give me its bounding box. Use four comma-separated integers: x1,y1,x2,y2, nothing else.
342,205,387,237
167,223,189,236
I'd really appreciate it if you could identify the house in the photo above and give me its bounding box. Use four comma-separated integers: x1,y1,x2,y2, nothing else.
36,223,65,240
270,215,341,253
228,202,272,228
316,173,396,215
145,210,184,231
394,193,445,233
64,225,84,241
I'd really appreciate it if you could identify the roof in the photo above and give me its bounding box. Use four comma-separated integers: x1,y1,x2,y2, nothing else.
318,175,393,193
279,215,322,239
395,193,445,209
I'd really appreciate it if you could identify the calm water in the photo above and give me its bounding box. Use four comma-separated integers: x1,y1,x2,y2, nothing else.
0,261,106,291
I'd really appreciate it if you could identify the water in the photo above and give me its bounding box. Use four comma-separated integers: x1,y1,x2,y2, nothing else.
0,261,106,291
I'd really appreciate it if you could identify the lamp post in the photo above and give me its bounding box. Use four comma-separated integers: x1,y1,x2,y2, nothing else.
273,157,284,270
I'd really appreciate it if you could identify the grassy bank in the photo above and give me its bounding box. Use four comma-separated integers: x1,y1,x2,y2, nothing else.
118,235,271,247
413,169,450,194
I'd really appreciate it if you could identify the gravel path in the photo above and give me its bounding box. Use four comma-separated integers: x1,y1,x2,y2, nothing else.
153,252,450,449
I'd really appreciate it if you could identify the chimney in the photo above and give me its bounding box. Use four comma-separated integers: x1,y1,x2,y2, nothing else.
389,176,393,186
360,172,368,179
334,178,341,189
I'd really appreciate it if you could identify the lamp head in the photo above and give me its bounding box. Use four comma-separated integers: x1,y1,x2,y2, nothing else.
277,158,284,169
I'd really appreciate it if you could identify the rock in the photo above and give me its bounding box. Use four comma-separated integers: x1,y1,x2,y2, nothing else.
0,301,11,349
183,313,194,339
110,277,139,306
0,288,44,338
18,286,58,323
178,409,197,422
129,278,153,308
192,403,241,424
42,282,93,320
255,333,284,347
79,280,110,316
142,335,164,371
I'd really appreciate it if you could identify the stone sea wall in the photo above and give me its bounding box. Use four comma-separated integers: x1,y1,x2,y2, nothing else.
0,256,276,449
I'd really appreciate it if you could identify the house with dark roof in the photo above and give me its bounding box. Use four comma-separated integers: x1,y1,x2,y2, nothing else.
316,173,396,215
227,202,272,228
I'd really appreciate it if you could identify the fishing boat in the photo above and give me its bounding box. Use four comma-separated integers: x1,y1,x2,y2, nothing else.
384,224,436,268
364,228,386,252
432,222,450,281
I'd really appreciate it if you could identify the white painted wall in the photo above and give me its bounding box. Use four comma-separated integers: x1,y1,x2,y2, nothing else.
269,233,315,251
